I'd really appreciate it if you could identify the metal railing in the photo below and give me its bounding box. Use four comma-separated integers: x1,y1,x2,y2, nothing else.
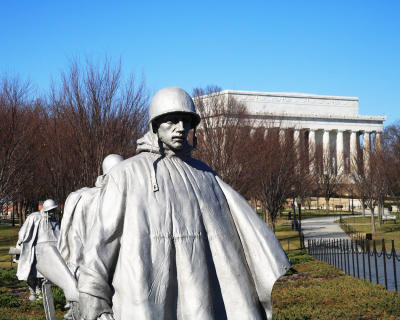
307,238,400,293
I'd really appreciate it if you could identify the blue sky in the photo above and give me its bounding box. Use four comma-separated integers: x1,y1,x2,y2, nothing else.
1,1,399,124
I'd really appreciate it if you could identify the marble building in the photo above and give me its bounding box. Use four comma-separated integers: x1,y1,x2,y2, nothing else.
203,90,386,174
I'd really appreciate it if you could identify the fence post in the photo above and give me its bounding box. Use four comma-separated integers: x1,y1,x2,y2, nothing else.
313,239,316,257
367,239,372,282
362,239,366,280
382,239,388,289
373,240,379,284
351,240,356,277
355,239,360,279
335,239,338,268
392,240,398,293
340,239,344,272
343,240,348,274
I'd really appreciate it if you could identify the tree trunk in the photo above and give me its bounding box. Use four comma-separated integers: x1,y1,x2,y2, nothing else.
21,200,26,224
370,207,376,234
377,202,383,227
325,197,330,214
362,201,366,217
18,201,23,227
11,202,15,227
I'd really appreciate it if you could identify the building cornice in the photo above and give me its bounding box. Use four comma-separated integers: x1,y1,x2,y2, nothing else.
223,90,359,102
248,111,386,122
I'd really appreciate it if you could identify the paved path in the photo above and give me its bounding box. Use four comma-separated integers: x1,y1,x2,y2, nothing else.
301,214,400,292
301,215,353,245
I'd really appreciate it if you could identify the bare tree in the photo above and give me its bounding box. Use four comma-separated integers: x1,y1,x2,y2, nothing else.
383,124,400,210
193,86,255,196
313,149,344,213
45,59,149,202
292,130,315,215
0,76,40,204
252,128,297,231
351,152,379,234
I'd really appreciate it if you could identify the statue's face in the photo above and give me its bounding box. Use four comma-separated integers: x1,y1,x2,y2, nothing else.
47,209,56,216
156,113,192,153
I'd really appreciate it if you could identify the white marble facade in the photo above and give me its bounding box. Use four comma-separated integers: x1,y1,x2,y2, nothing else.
201,90,386,174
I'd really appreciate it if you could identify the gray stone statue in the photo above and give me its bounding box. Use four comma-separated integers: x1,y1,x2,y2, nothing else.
58,154,124,280
78,87,290,320
16,199,81,319
16,199,61,300
56,154,124,319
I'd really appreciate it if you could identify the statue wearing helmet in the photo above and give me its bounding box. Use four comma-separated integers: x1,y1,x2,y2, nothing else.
16,199,62,300
45,154,124,319
149,87,200,129
58,154,124,279
78,87,289,320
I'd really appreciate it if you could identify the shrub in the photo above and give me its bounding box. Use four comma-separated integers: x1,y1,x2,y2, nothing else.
287,250,313,266
0,268,20,286
0,290,20,308
52,286,66,310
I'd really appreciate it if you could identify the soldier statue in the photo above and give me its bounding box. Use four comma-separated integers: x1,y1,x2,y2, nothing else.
78,87,290,320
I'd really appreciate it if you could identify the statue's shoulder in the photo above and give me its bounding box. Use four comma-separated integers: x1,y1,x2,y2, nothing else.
184,157,216,175
67,187,90,198
24,211,41,224
107,153,151,180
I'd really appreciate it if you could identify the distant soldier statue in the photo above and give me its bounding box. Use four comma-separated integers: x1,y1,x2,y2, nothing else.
58,154,124,280
16,199,60,300
57,154,123,319
78,87,290,320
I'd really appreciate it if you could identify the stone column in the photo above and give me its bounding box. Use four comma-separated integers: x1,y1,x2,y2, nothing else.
293,129,301,172
263,128,269,140
350,131,358,172
322,130,330,166
363,131,371,171
336,130,344,173
375,131,382,152
308,129,316,172
279,128,286,145
293,129,300,151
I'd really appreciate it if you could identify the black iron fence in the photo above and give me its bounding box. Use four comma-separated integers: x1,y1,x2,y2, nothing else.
339,219,366,243
307,238,400,293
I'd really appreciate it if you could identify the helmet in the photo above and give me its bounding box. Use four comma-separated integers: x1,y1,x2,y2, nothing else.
149,87,200,128
42,199,58,212
102,154,124,175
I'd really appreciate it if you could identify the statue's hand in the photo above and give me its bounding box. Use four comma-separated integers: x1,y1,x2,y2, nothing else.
98,313,114,320
79,293,112,320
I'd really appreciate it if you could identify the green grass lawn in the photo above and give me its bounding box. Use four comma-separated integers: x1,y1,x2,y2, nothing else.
1,215,399,319
273,215,400,318
0,225,19,268
275,223,302,252
339,216,400,250
280,208,355,221
0,267,66,319
272,250,400,319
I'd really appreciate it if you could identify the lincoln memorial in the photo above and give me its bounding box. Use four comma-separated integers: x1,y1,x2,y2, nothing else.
201,90,386,174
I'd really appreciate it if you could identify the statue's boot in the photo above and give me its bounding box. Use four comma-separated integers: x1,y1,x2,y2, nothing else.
35,243,79,302
64,302,74,320
27,276,37,301
28,287,36,301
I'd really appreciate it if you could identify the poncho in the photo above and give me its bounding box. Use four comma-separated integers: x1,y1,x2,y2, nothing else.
78,131,290,320
58,176,105,278
17,211,60,281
